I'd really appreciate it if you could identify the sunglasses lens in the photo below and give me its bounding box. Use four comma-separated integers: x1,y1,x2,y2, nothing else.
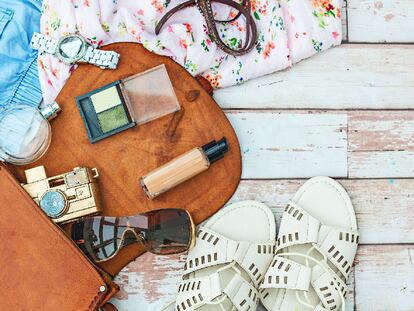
144,209,192,255
72,209,193,262
72,216,132,262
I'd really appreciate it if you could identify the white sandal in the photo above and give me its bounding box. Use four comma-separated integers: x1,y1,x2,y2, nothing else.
260,177,359,311
164,200,276,311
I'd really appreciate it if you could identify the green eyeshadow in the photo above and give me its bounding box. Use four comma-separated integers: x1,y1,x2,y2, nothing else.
97,105,129,133
76,81,136,144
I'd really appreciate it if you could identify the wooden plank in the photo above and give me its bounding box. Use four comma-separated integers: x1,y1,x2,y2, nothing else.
355,245,414,311
223,110,414,179
110,253,355,310
349,111,414,152
348,0,414,43
227,179,414,244
112,253,186,310
110,245,414,311
224,110,414,179
349,150,414,178
213,45,414,110
348,111,414,178
225,111,348,179
342,0,348,41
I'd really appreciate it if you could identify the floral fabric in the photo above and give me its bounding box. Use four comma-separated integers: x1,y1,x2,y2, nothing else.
39,0,343,104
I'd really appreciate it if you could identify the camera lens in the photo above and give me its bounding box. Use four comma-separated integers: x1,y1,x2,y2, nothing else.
40,190,68,218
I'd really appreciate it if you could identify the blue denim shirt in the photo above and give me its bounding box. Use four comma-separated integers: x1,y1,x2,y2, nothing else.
0,0,42,108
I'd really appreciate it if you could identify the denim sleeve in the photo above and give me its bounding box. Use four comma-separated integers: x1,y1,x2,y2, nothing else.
0,0,42,108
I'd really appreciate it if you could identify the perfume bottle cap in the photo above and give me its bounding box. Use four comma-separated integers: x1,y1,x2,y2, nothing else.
40,101,61,120
202,137,229,164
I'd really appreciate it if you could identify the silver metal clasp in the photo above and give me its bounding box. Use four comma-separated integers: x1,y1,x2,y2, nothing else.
40,101,61,120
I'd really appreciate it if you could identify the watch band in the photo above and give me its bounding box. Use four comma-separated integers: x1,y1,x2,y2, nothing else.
30,32,120,69
30,32,58,54
83,46,120,70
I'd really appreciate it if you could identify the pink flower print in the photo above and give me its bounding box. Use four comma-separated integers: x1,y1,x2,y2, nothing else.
83,0,90,7
137,9,144,15
184,23,192,34
290,15,295,23
179,39,188,49
203,24,209,36
263,41,275,59
167,25,174,32
251,0,269,18
51,68,59,78
230,21,246,32
39,59,46,70
88,36,98,45
312,0,338,17
229,10,238,19
205,73,222,88
151,0,164,13
332,31,340,39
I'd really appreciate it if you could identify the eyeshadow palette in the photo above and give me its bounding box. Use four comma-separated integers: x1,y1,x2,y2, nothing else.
76,81,135,143
76,65,181,144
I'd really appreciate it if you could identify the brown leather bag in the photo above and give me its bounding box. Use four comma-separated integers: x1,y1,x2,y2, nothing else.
0,163,119,310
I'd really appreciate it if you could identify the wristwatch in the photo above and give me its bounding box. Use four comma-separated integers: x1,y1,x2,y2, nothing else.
30,33,120,69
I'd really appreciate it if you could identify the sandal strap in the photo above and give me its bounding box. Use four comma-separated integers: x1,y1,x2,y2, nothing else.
260,256,348,311
277,201,358,278
316,225,359,278
175,272,258,311
276,201,320,250
224,274,260,311
176,273,222,311
311,265,348,311
260,255,312,291
183,227,275,287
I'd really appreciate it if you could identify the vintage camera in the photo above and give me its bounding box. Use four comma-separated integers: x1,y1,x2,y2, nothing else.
22,166,102,224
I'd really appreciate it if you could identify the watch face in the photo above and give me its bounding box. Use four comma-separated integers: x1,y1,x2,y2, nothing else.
56,34,87,64
40,189,68,219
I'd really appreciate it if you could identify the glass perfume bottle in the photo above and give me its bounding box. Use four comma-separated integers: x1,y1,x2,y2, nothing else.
140,137,229,199
0,102,60,165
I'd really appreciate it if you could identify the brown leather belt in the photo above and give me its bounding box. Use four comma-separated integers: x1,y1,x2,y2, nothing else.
155,0,258,56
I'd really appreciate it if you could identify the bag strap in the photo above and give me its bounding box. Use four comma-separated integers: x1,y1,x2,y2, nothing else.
100,303,118,311
155,0,258,56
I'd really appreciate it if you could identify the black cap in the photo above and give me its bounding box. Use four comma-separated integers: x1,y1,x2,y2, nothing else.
202,137,229,164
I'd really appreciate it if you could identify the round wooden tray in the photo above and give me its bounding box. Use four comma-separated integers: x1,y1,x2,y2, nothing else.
12,43,241,275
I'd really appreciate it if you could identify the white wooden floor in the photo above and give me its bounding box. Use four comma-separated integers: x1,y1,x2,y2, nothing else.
110,1,414,310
